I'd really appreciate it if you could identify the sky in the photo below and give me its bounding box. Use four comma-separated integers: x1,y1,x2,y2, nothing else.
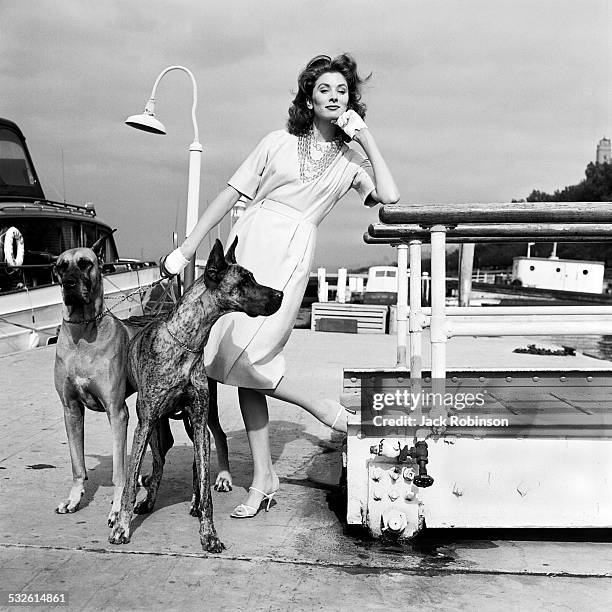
1,0,610,269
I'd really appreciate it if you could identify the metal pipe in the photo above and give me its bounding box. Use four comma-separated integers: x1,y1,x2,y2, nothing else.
380,202,612,225
369,222,612,241
447,320,612,336
409,240,423,379
429,226,447,380
365,234,612,244
396,244,408,367
458,243,475,306
427,306,612,316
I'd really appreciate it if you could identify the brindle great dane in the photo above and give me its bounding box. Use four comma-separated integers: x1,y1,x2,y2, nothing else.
107,238,282,552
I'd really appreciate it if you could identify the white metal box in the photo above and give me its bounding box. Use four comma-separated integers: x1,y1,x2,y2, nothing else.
342,368,612,538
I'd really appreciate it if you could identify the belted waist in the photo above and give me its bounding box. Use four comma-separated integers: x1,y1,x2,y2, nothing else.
257,199,301,219
255,199,312,224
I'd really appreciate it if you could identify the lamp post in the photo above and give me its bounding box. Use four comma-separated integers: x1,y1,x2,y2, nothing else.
125,65,202,288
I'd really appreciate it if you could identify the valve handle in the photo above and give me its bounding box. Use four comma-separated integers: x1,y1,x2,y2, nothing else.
410,441,434,488
414,474,434,488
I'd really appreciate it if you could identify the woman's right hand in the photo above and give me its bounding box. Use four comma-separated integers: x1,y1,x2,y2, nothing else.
159,247,189,278
333,109,368,139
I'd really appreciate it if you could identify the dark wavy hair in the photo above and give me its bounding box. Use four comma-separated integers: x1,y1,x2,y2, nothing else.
287,53,370,142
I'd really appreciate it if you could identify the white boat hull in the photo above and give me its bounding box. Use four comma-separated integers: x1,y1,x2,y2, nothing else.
0,266,162,356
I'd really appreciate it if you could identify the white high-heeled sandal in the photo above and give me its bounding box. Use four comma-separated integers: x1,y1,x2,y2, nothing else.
230,486,278,519
330,404,356,432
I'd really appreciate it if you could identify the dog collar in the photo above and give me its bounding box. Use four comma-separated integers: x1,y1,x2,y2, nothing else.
165,322,203,353
62,310,109,325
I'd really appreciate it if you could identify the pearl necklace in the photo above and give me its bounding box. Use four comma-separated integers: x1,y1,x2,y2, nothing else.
298,129,343,183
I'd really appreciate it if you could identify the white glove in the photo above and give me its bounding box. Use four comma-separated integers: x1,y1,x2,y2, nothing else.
333,109,367,139
161,247,189,277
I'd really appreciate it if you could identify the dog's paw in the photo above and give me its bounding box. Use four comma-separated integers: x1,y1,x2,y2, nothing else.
200,533,226,554
138,474,151,488
55,501,81,514
134,498,154,515
55,490,84,514
107,510,119,528
108,522,131,545
213,471,233,492
189,503,202,518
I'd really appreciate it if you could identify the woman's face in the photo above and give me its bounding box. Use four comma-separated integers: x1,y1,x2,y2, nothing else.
309,71,349,123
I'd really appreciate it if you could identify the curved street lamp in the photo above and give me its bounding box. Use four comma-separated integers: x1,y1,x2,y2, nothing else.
125,65,202,288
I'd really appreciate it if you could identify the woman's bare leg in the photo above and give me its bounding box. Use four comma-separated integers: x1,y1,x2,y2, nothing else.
236,388,279,511
263,373,348,433
233,375,346,514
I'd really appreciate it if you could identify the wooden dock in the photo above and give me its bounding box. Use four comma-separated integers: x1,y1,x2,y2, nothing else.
311,302,388,334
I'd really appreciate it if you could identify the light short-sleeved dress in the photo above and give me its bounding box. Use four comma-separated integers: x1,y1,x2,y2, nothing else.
204,129,375,389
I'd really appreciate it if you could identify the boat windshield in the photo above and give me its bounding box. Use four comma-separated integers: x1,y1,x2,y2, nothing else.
0,217,119,293
0,128,37,188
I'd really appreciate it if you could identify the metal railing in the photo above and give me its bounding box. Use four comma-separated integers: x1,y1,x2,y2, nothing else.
365,202,612,381
0,196,97,216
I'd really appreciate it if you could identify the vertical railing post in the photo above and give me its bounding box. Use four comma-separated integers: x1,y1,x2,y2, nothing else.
337,267,347,303
430,225,447,390
396,244,409,368
408,240,422,379
458,243,475,307
408,239,423,439
317,267,327,303
421,272,430,306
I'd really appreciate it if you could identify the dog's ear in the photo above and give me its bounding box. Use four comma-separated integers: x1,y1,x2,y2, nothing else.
204,239,228,286
52,255,63,283
91,229,117,259
225,236,238,264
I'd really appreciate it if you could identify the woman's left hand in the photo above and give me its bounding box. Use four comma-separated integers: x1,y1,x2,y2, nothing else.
333,110,367,139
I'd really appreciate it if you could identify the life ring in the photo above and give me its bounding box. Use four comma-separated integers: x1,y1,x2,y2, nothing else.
1,226,25,267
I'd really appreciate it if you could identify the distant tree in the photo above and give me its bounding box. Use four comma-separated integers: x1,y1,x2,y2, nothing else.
527,162,612,203
477,162,612,268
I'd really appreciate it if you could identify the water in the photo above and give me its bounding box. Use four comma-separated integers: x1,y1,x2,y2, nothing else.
533,335,612,361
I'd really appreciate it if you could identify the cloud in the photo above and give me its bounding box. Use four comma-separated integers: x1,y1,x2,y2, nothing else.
1,0,610,268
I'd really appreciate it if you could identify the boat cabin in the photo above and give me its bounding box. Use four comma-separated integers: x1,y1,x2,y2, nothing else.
0,117,118,293
512,256,605,294
365,266,398,293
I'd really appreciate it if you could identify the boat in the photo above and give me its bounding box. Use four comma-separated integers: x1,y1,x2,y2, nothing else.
362,265,398,305
449,243,612,306
0,117,170,355
511,255,605,293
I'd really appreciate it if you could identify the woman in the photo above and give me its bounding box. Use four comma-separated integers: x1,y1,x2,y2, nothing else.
162,53,400,518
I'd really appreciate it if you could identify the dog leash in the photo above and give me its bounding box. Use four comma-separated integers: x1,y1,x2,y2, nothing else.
62,278,169,325
0,316,40,332
104,278,167,310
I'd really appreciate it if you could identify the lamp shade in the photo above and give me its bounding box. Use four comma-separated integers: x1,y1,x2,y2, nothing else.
125,113,167,135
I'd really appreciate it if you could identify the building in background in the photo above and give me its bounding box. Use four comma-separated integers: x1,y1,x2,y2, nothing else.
596,137,611,164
